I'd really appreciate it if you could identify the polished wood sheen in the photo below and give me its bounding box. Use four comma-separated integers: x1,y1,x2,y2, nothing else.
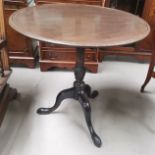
141,48,155,92
4,0,37,68
9,3,150,48
0,0,17,126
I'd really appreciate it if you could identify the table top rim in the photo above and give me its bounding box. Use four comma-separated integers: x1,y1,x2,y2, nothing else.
9,3,151,48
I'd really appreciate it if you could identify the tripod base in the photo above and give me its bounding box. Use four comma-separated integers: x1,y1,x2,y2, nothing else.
37,83,101,147
37,48,102,147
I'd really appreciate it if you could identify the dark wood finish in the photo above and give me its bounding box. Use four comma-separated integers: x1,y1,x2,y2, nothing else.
9,3,149,147
35,0,104,5
40,60,98,72
0,84,17,126
99,0,154,61
140,28,155,92
99,46,151,61
141,50,155,92
35,0,105,73
38,47,101,147
39,42,98,72
136,0,155,55
0,0,17,126
4,0,37,68
0,40,17,126
0,40,6,49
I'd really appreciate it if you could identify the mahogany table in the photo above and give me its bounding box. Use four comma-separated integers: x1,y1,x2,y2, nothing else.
9,3,150,147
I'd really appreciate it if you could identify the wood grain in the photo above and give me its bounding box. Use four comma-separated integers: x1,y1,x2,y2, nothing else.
9,3,150,47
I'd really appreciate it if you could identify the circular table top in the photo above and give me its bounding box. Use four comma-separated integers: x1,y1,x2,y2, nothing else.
9,3,150,48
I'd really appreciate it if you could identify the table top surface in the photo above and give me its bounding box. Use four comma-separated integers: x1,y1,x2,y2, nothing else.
9,3,150,48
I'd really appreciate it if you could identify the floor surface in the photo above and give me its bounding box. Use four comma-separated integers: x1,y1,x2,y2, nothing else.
0,59,155,155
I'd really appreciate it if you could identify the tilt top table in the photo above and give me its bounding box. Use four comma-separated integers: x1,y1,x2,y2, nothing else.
9,3,150,147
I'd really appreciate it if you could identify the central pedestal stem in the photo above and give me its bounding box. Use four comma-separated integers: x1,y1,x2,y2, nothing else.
37,48,102,147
